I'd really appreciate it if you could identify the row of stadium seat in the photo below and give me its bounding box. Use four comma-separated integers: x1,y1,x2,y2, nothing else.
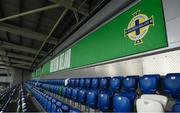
0,87,11,96
28,73,180,112
0,87,13,101
17,85,27,113
25,83,80,113
37,79,65,86
0,86,17,112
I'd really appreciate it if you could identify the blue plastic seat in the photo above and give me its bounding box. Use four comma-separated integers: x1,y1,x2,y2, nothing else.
80,78,85,88
123,76,138,92
55,101,62,112
91,78,99,89
53,85,59,94
86,90,99,108
98,90,113,112
75,78,80,87
67,88,72,99
51,98,57,112
78,89,86,104
163,73,180,99
172,104,180,112
61,104,70,112
113,92,136,112
72,89,79,101
163,73,180,112
46,96,52,112
43,95,48,108
71,79,75,88
56,101,62,108
62,87,67,97
60,79,65,85
100,77,110,89
110,77,122,91
69,108,81,113
85,78,91,89
139,74,160,94
67,79,71,87
61,80,65,86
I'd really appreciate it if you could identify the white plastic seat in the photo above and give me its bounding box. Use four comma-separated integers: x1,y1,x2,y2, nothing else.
136,98,164,113
141,94,168,108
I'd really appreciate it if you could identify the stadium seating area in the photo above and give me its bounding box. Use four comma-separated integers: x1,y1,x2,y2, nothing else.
17,85,27,112
0,86,17,112
26,73,180,113
25,83,80,113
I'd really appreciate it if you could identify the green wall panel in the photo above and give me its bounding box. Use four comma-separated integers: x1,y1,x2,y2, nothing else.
42,62,50,75
32,71,36,78
36,68,42,77
70,0,167,68
32,0,167,77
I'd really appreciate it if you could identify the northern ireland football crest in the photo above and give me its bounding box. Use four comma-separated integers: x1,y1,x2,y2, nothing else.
124,10,154,45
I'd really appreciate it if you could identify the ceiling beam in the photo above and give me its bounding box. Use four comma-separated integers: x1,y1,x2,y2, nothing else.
0,56,34,66
73,11,79,23
0,1,88,22
31,8,68,66
0,63,32,70
48,0,88,15
0,65,14,69
77,0,89,11
0,4,60,22
0,49,39,62
11,64,32,70
0,22,58,45
0,41,46,56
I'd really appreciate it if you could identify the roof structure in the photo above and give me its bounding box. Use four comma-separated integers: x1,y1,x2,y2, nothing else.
0,0,109,70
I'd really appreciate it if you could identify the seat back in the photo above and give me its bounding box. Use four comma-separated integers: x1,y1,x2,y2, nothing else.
113,92,136,112
61,104,70,112
100,77,110,89
78,89,86,103
110,77,122,91
56,101,62,108
98,90,113,112
113,96,131,112
53,85,59,94
136,98,164,113
75,78,80,88
85,78,91,89
46,97,52,112
72,89,79,101
80,78,85,88
86,90,99,108
139,74,160,94
62,87,67,97
67,79,71,87
163,73,180,99
71,79,75,88
123,76,138,92
91,78,99,89
141,94,168,108
172,104,180,112
51,99,57,112
58,86,62,95
67,88,72,99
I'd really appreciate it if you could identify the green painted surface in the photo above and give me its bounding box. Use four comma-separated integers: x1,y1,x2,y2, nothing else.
32,72,36,78
32,0,167,77
41,62,50,75
71,0,167,68
36,68,42,77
